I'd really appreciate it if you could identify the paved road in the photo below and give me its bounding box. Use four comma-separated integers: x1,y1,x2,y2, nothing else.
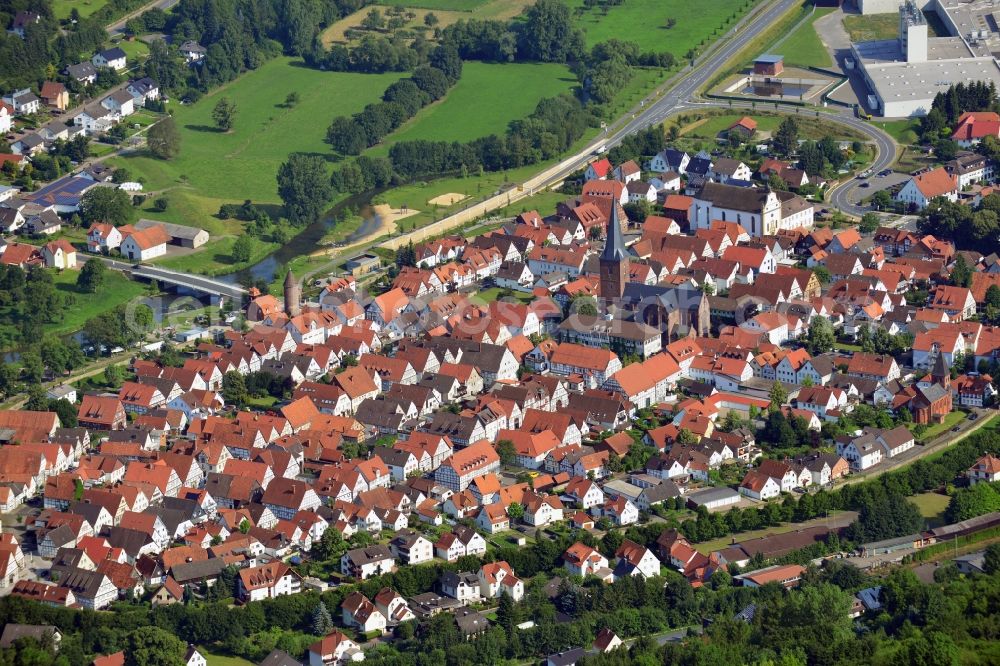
826,121,898,216
520,0,805,194
93,256,248,300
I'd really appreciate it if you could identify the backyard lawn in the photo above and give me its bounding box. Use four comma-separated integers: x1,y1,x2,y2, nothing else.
476,287,534,304
776,7,835,68
909,491,950,526
52,0,107,20
567,0,750,53
201,648,254,666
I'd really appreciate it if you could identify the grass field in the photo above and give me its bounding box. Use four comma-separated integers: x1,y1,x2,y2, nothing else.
52,0,107,20
49,267,149,338
201,649,254,666
875,118,920,145
909,491,950,526
111,58,402,205
113,38,150,63
109,58,403,273
367,61,576,151
566,0,749,53
678,111,864,141
476,287,534,303
910,410,966,443
777,7,834,68
842,13,898,43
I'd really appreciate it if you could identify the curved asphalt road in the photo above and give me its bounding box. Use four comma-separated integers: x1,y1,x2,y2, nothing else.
685,100,899,217
520,0,898,220
521,0,804,193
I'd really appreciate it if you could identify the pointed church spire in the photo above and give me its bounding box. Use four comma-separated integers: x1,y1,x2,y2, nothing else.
931,349,950,387
599,202,629,300
601,201,627,262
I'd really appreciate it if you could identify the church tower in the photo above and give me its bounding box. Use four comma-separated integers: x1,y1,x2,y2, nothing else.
931,350,950,389
600,201,629,300
283,269,301,317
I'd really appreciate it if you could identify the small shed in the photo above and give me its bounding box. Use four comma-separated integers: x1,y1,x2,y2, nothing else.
754,54,784,76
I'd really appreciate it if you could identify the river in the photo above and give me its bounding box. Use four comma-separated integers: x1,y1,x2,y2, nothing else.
216,190,380,285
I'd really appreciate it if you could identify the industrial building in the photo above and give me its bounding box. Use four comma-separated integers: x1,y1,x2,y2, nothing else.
853,0,1000,117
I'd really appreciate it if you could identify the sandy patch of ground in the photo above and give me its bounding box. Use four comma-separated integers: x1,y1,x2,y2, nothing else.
373,203,419,235
428,192,467,206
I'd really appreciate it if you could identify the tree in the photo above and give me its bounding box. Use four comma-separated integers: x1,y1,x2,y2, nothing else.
767,172,788,192
103,364,125,388
362,8,384,31
231,234,256,263
222,371,248,408
518,0,584,63
945,482,1000,522
571,295,598,317
858,213,880,234
986,284,1000,311
806,315,835,354
768,381,788,412
871,189,892,211
212,97,237,131
124,626,186,666
311,601,334,635
773,117,799,157
25,384,48,411
80,187,133,225
147,116,181,159
934,138,958,161
507,502,524,520
77,259,107,293
496,592,517,633
848,492,923,542
277,154,333,225
424,12,439,27
676,428,698,446
950,254,973,287
285,91,300,107
496,439,516,466
984,543,1000,574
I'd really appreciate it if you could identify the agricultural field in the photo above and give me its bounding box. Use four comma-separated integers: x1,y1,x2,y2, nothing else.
368,61,577,150
775,7,834,68
566,0,751,53
321,0,532,47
